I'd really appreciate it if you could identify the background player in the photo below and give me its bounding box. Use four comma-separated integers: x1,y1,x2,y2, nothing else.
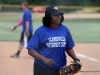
27,5,82,75
11,2,33,58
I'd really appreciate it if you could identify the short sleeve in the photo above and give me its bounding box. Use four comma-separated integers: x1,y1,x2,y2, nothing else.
27,31,40,51
25,13,30,21
66,30,75,50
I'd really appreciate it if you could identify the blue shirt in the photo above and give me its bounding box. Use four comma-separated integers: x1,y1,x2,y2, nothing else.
27,25,75,69
22,9,33,33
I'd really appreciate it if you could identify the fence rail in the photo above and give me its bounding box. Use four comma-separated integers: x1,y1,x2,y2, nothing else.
0,5,100,9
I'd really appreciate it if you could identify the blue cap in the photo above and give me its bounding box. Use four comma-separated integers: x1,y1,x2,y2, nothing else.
45,5,64,16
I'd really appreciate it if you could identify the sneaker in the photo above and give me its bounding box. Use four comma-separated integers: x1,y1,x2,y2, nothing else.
10,54,19,58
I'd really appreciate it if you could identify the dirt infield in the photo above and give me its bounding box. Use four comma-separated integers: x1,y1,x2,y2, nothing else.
0,42,100,75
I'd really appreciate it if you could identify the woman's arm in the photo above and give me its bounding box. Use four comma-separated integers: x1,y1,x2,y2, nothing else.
66,48,77,60
66,48,82,69
28,49,55,66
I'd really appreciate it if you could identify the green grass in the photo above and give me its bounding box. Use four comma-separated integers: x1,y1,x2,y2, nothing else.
63,21,100,43
0,13,100,43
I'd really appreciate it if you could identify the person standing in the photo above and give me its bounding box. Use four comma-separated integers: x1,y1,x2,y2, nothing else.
27,5,81,75
11,2,33,58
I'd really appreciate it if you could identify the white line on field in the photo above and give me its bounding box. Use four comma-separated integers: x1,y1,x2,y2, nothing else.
75,53,100,63
88,57,100,63
75,53,87,58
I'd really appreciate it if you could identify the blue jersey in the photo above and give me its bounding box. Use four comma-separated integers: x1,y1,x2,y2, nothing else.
27,25,75,69
22,9,33,33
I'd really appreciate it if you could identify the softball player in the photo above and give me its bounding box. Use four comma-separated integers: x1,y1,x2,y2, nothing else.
27,5,81,75
11,2,33,58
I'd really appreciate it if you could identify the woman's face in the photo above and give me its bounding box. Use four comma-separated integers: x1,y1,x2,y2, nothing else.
51,14,61,25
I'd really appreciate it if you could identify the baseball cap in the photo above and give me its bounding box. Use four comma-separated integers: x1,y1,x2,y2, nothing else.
45,5,64,16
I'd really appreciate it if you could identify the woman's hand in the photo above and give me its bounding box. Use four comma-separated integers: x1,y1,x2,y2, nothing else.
28,50,55,66
43,58,55,66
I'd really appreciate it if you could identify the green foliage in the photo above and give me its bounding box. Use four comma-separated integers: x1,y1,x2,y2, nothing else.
0,0,26,4
0,0,100,6
62,0,84,6
82,0,100,6
0,0,3,4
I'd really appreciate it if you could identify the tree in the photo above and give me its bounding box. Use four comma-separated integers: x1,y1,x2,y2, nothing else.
0,0,100,6
0,0,26,4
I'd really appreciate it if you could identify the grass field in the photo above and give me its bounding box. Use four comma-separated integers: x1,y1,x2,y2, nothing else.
0,12,100,42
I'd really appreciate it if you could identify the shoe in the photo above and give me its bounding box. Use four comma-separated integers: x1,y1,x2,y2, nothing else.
10,54,19,58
